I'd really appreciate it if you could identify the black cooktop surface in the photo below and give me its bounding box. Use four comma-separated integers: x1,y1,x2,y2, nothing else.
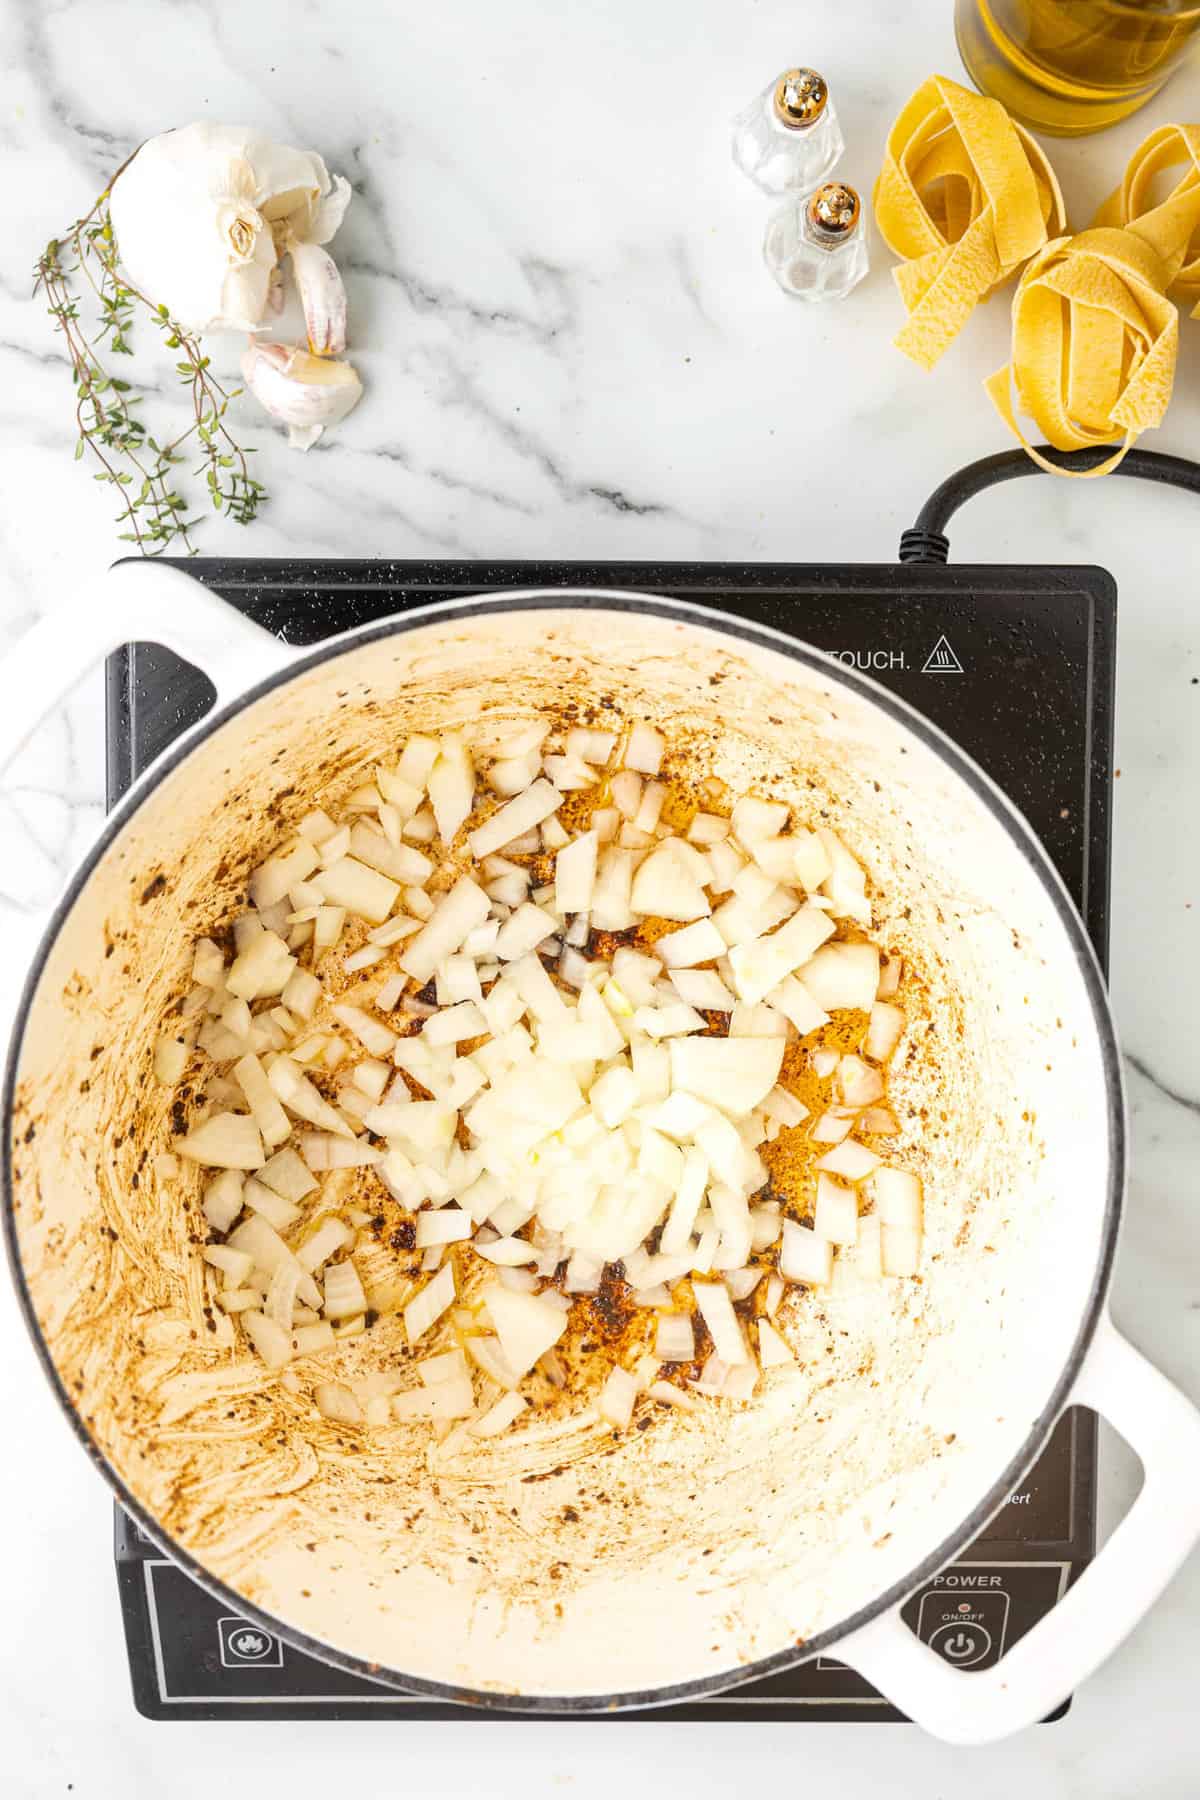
108,557,1114,1721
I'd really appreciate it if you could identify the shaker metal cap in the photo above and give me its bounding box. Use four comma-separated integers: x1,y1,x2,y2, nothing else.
773,68,829,129
806,181,861,237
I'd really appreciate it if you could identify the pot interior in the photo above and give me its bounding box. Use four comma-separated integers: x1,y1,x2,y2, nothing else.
6,598,1117,1700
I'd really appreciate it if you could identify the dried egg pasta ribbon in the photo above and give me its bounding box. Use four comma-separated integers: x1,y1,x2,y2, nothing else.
985,227,1178,477
1094,124,1200,314
874,74,1065,370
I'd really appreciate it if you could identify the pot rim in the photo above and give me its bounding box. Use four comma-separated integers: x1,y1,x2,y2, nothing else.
1,587,1125,1713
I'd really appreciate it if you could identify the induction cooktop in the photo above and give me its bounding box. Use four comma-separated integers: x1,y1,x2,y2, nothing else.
107,556,1114,1721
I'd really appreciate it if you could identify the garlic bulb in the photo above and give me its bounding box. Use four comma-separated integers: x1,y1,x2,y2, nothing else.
109,123,352,339
240,342,362,451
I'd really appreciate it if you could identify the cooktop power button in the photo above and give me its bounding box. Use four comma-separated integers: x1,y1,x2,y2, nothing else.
928,1622,992,1667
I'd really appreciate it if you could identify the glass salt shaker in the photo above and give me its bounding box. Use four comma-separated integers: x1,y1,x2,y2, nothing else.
731,68,844,196
763,181,869,302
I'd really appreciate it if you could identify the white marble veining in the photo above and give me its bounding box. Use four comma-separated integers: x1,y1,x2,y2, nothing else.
1,0,1198,1792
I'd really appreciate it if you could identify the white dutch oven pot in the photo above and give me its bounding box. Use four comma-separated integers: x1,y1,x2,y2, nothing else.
3,564,1198,1743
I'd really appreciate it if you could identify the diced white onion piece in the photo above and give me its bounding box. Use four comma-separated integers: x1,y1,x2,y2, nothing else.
800,943,880,1013
633,1001,705,1040
692,1279,748,1366
836,1055,882,1108
865,1001,905,1063
281,967,322,1021
767,973,830,1037
483,1283,568,1377
268,1055,354,1138
669,969,735,1010
226,931,296,1002
812,1048,839,1078
597,1366,638,1429
178,1112,264,1170
542,753,595,792
404,1262,456,1343
344,944,385,974
427,735,475,844
630,842,710,923
192,938,225,986
589,1063,639,1129
219,1288,260,1313
291,1321,337,1357
882,1224,922,1276
655,1312,696,1361
376,768,423,817
226,1215,321,1309
471,1391,529,1437
233,1054,292,1149
311,857,400,925
393,1375,476,1421
322,1259,367,1320
497,1264,540,1293
495,902,558,962
860,1105,900,1136
765,1273,785,1317
464,1333,521,1390
331,1003,397,1059
403,808,438,845
399,876,491,983
473,1235,538,1265
761,1086,808,1129
553,829,598,915
154,1035,188,1085
487,750,542,796
877,955,903,999
647,1380,698,1411
870,1166,924,1228
415,1207,473,1247
724,1267,764,1302
790,829,833,891
317,825,352,867
624,723,665,775
423,1001,486,1047
314,1381,363,1425
242,1176,301,1232
750,1205,783,1251
296,1216,352,1273
243,1310,293,1371
780,1220,833,1286
815,1139,881,1182
814,1173,858,1245
757,1319,794,1367
266,1260,302,1331
731,796,788,846
468,779,562,859
811,1108,855,1145
203,1245,255,1286
668,1037,784,1116
728,906,837,1005
567,727,616,765
313,906,346,950
564,1251,602,1293
202,1169,245,1233
397,733,440,787
249,840,321,910
655,918,725,969
634,781,667,834
687,811,728,846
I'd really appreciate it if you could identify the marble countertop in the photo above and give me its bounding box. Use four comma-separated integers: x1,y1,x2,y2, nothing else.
2,0,1198,1793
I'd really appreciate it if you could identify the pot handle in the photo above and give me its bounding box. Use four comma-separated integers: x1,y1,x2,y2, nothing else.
836,1313,1200,1744
0,559,295,779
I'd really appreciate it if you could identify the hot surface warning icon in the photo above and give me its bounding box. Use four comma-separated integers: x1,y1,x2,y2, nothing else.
922,634,963,674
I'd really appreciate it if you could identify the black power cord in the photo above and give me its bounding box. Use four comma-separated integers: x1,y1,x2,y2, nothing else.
899,444,1200,563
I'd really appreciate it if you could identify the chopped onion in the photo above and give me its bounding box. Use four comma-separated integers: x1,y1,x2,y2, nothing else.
178,1112,264,1171
870,1166,924,1228
468,779,563,859
311,857,400,925
314,1381,363,1425
815,1139,881,1182
153,1035,188,1086
203,1244,255,1286
202,1170,245,1234
655,1312,696,1361
864,1001,905,1063
471,1391,528,1437
400,877,491,983
242,1176,301,1232
404,1262,456,1343
624,723,665,776
691,1279,747,1366
242,1310,293,1371
322,1258,367,1320
838,1055,885,1108
597,1366,638,1429
668,1037,784,1116
483,1283,568,1376
799,942,880,1013
814,1173,859,1245
233,1053,293,1149
780,1220,832,1286
295,1216,352,1273
630,842,710,922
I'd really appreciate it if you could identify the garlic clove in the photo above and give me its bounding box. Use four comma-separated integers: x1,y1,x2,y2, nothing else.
240,340,362,451
307,174,353,247
288,239,348,357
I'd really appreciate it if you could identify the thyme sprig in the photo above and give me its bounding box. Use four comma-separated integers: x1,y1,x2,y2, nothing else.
34,178,266,554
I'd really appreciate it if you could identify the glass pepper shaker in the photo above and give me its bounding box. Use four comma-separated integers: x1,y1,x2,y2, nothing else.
763,181,869,302
731,68,845,196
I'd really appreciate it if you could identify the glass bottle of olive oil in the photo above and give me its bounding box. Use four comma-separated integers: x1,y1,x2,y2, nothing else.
955,0,1200,135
